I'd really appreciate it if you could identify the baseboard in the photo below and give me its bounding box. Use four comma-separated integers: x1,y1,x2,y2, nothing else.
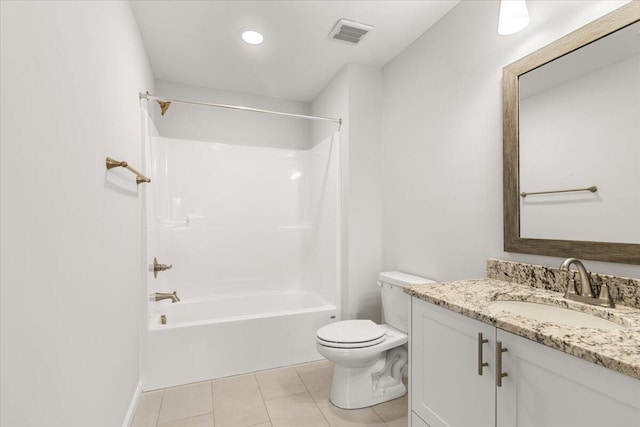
122,381,142,427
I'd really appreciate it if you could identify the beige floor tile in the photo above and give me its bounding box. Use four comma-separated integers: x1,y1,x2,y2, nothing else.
294,359,334,408
134,361,405,427
158,381,213,424
213,374,270,427
385,416,408,427
371,394,408,424
158,413,214,427
132,390,164,427
256,366,307,401
265,392,329,427
320,405,386,427
295,359,334,372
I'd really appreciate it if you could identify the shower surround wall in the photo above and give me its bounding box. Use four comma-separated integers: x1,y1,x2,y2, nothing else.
147,136,339,301
142,86,341,389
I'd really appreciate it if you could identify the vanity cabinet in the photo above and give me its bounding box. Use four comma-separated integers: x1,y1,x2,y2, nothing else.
410,298,640,427
410,299,495,427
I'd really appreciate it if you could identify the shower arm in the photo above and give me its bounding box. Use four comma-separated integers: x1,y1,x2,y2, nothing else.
139,92,343,131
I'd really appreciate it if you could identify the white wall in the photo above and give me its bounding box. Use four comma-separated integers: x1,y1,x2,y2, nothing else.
312,64,383,321
152,80,311,149
381,0,640,281
0,2,153,427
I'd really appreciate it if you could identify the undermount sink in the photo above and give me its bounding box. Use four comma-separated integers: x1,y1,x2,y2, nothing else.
488,300,624,330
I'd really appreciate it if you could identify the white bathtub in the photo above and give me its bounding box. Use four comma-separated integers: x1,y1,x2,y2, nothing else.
142,290,338,390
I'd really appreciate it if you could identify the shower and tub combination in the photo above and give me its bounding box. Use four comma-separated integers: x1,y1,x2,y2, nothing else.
139,94,342,390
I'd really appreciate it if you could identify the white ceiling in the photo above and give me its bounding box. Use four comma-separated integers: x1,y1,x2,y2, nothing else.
130,1,460,102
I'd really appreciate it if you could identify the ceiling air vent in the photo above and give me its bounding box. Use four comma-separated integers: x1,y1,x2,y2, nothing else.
329,19,373,45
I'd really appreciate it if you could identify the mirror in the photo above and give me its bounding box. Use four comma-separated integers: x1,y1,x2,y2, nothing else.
503,2,640,264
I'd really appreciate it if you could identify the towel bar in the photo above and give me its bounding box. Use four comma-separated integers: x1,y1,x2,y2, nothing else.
520,186,597,198
106,157,150,185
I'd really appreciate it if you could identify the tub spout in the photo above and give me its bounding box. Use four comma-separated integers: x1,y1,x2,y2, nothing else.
155,292,180,303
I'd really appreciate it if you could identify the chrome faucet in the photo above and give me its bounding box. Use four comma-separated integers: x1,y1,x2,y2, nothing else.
559,258,614,308
155,292,180,303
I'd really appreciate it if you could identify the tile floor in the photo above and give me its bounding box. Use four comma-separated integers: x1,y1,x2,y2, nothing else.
132,359,408,427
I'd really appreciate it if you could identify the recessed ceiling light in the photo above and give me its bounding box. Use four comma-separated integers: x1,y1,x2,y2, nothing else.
242,30,264,45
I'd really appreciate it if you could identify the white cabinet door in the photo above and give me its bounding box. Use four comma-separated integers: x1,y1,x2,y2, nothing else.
411,299,495,427
496,329,640,427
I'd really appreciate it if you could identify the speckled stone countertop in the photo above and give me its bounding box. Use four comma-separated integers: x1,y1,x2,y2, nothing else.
405,278,640,380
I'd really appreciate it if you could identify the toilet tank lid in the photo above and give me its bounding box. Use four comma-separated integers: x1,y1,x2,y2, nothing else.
379,271,435,288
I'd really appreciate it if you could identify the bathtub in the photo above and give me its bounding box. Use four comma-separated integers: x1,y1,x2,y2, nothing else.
142,290,338,390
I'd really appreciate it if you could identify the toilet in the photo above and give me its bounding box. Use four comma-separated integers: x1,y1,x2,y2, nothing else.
316,271,435,409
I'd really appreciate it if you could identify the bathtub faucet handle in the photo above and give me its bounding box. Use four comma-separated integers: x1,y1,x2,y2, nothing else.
153,257,173,278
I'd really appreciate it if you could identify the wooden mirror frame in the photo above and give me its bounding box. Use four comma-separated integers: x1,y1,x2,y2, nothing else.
503,2,640,264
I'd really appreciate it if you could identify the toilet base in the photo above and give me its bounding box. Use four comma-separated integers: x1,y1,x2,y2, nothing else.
329,347,407,409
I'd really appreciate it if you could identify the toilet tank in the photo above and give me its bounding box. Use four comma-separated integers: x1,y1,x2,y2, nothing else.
380,271,435,333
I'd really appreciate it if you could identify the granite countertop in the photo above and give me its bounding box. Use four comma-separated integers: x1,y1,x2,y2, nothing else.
405,279,640,380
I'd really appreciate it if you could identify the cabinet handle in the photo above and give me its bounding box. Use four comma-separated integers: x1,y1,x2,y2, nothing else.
496,340,508,387
477,332,489,375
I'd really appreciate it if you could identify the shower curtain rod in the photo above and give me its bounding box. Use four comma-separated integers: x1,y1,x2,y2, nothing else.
140,92,342,130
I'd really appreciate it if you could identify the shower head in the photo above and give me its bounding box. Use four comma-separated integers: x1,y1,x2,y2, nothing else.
157,100,171,116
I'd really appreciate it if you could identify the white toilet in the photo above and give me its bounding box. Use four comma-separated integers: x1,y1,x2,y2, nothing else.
316,271,434,409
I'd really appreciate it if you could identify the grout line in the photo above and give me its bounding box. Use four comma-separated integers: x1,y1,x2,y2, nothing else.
210,380,215,427
252,374,273,426
155,390,166,427
370,408,387,426
318,404,332,427
296,367,332,426
254,372,267,402
296,367,315,402
294,360,332,407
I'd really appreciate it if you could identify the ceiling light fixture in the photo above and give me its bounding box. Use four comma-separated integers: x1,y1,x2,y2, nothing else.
498,0,530,36
241,30,264,45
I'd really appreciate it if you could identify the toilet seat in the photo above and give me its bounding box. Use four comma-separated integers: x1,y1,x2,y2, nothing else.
316,320,386,348
317,335,386,348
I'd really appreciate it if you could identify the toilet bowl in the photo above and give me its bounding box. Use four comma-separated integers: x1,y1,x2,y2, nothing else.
316,272,434,409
